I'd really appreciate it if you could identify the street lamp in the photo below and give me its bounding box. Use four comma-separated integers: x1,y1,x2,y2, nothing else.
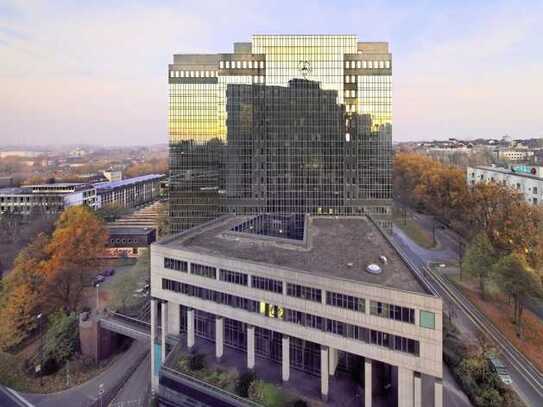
96,283,100,312
36,313,44,387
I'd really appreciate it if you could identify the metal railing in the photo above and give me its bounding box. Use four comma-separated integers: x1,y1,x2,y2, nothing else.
97,312,154,341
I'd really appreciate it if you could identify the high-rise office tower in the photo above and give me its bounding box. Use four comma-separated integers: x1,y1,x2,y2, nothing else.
168,35,392,233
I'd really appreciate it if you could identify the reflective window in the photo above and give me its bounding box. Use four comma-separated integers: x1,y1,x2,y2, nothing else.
168,35,392,232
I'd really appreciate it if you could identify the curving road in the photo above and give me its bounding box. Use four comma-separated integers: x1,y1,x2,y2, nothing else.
392,220,543,407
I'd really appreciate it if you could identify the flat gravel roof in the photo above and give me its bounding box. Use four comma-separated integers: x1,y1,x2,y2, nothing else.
159,215,427,294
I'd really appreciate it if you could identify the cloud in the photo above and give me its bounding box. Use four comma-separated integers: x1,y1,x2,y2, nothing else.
0,0,542,145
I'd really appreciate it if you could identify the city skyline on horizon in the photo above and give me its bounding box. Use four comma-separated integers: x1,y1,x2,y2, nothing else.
1,1,542,146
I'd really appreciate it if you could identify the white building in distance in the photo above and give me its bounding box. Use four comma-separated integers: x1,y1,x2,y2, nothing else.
467,164,543,205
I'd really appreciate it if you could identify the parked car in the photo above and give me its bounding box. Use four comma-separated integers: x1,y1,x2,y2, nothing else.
489,356,513,385
94,274,105,286
103,268,115,277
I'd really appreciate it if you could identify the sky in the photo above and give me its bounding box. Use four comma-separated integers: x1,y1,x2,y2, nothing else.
0,0,542,146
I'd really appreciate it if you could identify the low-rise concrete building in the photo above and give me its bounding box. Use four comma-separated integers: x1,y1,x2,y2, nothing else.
95,174,164,209
0,182,97,216
150,214,443,406
496,149,534,162
105,226,156,258
467,165,543,205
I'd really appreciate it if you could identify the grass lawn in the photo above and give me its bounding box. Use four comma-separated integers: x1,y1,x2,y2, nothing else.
393,212,437,249
449,274,543,372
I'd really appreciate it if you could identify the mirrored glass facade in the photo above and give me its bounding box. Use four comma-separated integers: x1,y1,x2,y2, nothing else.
169,35,392,232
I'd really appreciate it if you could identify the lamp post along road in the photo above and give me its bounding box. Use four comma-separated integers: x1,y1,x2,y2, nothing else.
36,313,43,387
96,283,100,312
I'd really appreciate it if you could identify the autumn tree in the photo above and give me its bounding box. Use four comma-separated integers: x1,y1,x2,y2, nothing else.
465,182,543,268
393,152,436,207
155,201,170,238
0,233,50,350
415,164,468,222
494,253,543,338
461,233,497,300
44,206,108,312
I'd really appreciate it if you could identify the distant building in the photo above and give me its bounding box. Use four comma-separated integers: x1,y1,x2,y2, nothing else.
496,149,534,162
103,169,122,182
104,226,156,258
74,173,108,183
467,164,543,205
0,183,97,216
69,147,89,158
0,150,45,158
95,174,165,209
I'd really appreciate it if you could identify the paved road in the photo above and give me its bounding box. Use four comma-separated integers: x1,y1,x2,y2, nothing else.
110,352,150,406
0,385,34,407
24,341,147,407
393,222,543,407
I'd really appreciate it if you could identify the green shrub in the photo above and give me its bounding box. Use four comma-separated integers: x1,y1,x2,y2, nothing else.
248,380,285,407
248,380,265,402
445,319,526,407
236,370,256,397
42,311,78,371
476,387,503,407
189,353,206,371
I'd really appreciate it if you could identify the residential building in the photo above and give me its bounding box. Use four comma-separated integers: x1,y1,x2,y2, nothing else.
95,174,164,209
467,164,543,205
150,214,443,406
0,182,97,216
169,35,392,233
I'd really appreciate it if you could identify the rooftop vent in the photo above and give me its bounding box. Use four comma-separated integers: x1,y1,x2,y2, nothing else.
379,255,388,264
367,264,382,274
347,262,354,267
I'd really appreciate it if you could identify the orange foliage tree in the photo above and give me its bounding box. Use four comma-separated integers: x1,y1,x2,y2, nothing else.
393,152,467,223
464,182,543,268
44,206,108,312
0,233,50,350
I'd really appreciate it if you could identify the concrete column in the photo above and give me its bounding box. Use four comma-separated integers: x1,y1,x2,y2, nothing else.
364,358,372,407
328,347,338,376
215,317,224,362
282,335,290,382
161,301,168,363
247,325,255,369
398,366,414,407
414,372,422,407
320,346,329,401
167,302,180,335
150,298,158,391
187,308,195,349
434,378,443,407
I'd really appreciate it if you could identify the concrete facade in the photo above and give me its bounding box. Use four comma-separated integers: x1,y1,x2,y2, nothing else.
150,214,443,405
0,183,97,216
467,165,543,205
